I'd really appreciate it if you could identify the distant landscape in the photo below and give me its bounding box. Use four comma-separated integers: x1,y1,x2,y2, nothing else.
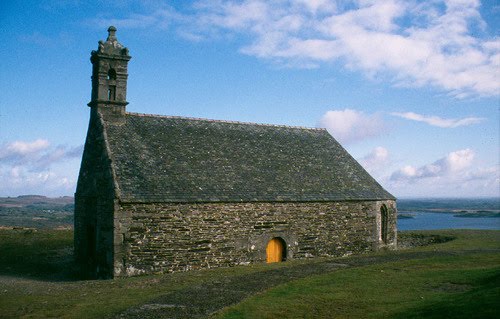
397,197,500,217
0,195,498,229
0,195,73,229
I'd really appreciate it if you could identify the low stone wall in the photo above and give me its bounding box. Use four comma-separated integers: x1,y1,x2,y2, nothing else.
114,200,396,276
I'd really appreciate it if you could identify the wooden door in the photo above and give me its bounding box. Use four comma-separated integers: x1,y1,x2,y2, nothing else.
266,238,284,263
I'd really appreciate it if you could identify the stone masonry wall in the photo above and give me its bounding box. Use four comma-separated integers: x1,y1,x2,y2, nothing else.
75,110,117,278
114,200,396,276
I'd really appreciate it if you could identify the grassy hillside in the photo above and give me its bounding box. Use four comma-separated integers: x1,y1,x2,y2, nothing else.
216,231,500,319
0,229,498,318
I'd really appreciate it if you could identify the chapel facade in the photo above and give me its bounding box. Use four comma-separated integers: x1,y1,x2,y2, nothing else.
74,27,397,279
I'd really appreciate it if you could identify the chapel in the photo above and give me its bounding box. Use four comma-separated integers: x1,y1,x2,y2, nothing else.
74,27,397,278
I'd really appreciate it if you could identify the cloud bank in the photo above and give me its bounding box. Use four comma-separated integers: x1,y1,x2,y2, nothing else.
96,0,500,97
391,149,475,181
0,139,82,196
389,148,499,197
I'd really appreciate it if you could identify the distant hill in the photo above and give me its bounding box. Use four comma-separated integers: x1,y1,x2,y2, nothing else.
398,198,500,214
0,195,74,208
0,196,74,229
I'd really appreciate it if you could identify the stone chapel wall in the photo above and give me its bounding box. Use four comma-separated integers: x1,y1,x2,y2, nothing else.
74,110,117,278
113,200,396,276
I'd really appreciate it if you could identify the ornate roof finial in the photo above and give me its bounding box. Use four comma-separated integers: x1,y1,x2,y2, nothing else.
94,26,129,56
107,26,117,42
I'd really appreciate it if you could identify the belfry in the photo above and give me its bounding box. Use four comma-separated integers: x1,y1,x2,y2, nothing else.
88,26,131,119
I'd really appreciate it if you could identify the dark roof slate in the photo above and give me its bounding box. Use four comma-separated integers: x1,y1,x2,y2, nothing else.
104,112,395,203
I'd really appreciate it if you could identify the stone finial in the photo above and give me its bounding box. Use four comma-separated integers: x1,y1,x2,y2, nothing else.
95,26,130,56
107,26,117,42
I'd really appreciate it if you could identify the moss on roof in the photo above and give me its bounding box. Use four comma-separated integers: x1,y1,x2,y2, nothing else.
104,113,395,203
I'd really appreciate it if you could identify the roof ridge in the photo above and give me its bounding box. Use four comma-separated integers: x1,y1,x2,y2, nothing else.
126,111,326,131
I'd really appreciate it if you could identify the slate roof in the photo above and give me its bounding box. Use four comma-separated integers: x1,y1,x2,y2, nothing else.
103,112,395,203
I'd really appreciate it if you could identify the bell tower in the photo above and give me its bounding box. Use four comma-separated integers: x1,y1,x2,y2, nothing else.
88,26,131,118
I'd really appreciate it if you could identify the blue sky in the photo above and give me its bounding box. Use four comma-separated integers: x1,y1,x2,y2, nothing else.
0,0,498,198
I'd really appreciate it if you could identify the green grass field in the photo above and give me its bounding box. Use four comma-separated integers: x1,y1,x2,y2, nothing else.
0,229,499,318
216,237,500,318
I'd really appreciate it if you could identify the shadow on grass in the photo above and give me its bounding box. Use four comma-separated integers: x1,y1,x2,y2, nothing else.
0,228,82,281
398,232,456,249
391,270,500,319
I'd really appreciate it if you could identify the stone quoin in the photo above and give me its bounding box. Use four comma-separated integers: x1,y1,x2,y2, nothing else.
74,27,397,279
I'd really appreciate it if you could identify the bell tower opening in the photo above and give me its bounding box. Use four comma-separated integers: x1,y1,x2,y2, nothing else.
107,68,116,80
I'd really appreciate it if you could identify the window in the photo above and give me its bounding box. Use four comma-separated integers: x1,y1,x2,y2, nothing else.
108,86,116,101
380,205,389,244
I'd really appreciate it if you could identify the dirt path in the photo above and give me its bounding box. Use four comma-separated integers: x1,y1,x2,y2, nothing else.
115,249,493,319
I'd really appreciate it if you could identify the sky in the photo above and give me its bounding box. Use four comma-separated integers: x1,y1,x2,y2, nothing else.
0,0,498,198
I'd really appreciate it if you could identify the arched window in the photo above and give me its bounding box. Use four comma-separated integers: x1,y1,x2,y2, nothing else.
107,68,116,80
380,205,389,244
266,237,286,263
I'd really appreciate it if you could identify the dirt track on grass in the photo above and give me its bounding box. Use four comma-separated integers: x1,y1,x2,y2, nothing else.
115,234,458,319
115,248,498,319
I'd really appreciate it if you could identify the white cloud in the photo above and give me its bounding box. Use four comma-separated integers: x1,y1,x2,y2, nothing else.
445,148,475,172
391,112,485,128
157,0,499,97
391,148,474,181
0,139,82,168
0,165,76,196
388,148,499,197
0,140,83,196
294,0,336,14
88,1,500,96
359,146,389,173
205,0,269,29
463,166,499,182
0,139,50,159
318,109,384,144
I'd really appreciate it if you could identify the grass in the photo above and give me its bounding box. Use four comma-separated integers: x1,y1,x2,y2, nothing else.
0,229,499,318
0,229,304,318
216,254,499,319
0,228,74,279
216,230,500,319
0,229,187,318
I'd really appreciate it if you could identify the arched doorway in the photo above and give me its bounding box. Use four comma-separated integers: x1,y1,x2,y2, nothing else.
266,237,286,263
380,204,388,244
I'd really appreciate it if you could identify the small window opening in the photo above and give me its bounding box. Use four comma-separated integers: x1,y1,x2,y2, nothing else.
107,68,116,80
108,85,116,101
381,205,389,244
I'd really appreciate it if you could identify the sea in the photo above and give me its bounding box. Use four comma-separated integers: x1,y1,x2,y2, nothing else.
396,198,500,231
